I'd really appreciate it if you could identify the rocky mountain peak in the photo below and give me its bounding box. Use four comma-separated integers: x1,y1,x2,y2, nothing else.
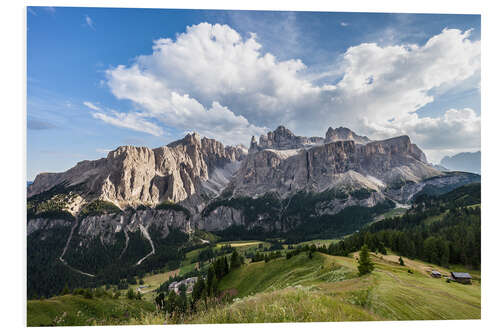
168,132,202,148
249,136,259,154
325,126,371,144
28,133,246,208
254,125,322,151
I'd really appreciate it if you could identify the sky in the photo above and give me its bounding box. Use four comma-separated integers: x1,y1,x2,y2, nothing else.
27,7,481,180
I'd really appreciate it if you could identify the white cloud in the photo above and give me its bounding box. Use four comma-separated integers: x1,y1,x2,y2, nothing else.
83,101,101,111
102,23,480,154
92,111,164,137
340,22,349,27
85,15,95,30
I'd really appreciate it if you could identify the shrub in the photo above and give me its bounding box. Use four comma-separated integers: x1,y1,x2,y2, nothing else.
83,289,93,299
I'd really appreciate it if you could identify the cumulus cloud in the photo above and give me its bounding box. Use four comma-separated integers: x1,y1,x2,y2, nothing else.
92,111,164,137
83,101,101,111
101,23,480,154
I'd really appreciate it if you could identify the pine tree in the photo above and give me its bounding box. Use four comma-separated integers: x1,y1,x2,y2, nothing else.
126,288,135,300
224,257,229,275
166,291,177,313
61,283,70,295
206,265,217,296
192,277,205,305
230,250,241,270
357,245,374,276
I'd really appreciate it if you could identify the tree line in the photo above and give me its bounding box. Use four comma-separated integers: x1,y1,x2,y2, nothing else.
327,185,481,269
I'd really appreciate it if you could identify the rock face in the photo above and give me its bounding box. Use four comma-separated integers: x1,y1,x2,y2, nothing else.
231,131,439,198
28,133,247,209
251,125,325,152
325,126,371,144
27,124,480,280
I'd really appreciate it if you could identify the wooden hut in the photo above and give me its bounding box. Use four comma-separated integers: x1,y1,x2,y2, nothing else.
450,272,472,284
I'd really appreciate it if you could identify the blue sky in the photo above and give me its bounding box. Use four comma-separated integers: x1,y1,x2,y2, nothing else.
27,7,481,180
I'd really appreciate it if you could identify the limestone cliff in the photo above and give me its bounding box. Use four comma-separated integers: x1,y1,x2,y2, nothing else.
28,133,247,210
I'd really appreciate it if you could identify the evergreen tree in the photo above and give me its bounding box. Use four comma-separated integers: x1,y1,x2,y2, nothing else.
224,257,229,275
166,291,177,314
230,250,242,270
192,277,205,305
357,245,374,276
206,265,217,296
61,283,70,295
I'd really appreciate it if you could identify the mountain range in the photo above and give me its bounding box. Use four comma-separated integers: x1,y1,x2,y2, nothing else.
27,125,480,297
440,151,481,174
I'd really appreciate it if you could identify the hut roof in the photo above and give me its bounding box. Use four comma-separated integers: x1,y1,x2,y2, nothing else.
451,272,472,279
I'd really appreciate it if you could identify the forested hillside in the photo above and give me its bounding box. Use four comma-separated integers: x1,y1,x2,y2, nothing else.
328,183,481,268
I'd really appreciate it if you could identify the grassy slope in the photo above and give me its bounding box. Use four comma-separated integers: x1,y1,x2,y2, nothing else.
217,252,354,297
186,252,480,323
29,250,480,326
27,294,155,326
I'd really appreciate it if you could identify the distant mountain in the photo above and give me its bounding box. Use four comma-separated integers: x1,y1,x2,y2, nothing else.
430,164,449,172
440,151,481,174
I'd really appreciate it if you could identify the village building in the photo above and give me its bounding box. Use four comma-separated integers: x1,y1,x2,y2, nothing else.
450,272,472,284
168,277,199,294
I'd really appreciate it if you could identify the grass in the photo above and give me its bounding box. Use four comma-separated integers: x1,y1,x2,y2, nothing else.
294,238,340,248
185,252,480,323
369,207,408,225
127,269,180,301
27,294,155,326
218,252,355,298
215,240,269,248
28,248,480,326
422,211,448,225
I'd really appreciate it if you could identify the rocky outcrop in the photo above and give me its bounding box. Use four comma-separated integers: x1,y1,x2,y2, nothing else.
197,206,244,231
77,208,191,246
27,218,73,236
252,126,324,152
230,132,440,198
28,133,247,210
325,126,371,144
